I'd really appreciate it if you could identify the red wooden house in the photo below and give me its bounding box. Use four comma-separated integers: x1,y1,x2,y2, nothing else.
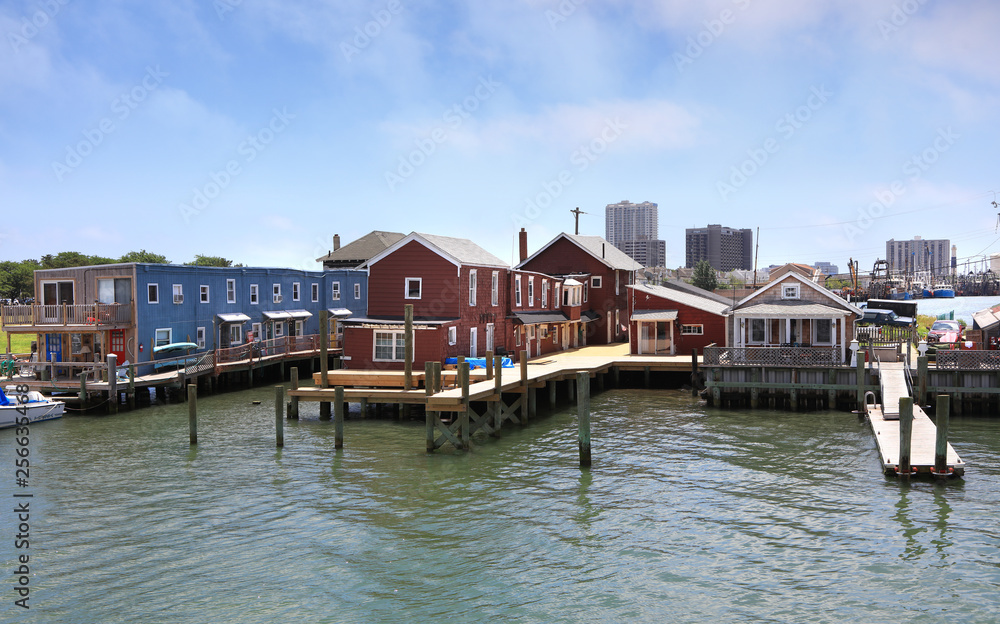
627,283,729,355
516,231,641,345
342,232,510,369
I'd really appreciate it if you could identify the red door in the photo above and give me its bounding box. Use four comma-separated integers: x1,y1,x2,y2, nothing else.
109,330,127,363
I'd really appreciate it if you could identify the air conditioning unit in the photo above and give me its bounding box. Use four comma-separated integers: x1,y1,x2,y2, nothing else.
274,295,283,303
173,294,184,304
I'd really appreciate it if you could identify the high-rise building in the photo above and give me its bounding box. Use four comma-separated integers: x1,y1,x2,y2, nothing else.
604,200,665,267
813,261,840,275
886,237,951,277
685,224,753,271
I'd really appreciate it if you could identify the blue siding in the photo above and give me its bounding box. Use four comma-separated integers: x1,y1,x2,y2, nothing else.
133,264,367,363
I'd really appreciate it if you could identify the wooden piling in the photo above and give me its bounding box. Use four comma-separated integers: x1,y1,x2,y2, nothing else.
567,376,576,401
432,361,442,394
485,350,494,380
898,397,913,476
404,304,413,390
917,355,928,406
425,361,436,451
334,386,344,449
320,401,331,420
319,309,329,389
934,394,951,474
78,371,87,405
459,362,470,450
577,371,591,467
274,385,283,447
289,366,299,419
127,364,135,410
548,379,557,407
855,350,865,408
492,355,503,437
690,348,699,396
519,350,529,425
644,366,650,389
188,383,197,445
107,354,118,415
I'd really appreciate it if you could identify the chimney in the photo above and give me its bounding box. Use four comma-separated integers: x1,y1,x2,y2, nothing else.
333,234,341,251
518,228,528,263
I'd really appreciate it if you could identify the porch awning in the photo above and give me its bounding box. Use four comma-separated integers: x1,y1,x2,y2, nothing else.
286,309,313,319
581,310,601,323
630,309,678,322
328,308,353,318
263,310,293,320
734,303,846,318
217,313,251,323
512,311,569,325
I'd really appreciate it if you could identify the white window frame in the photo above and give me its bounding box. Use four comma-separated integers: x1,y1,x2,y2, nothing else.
591,276,602,289
332,282,341,301
373,330,408,362
583,281,589,303
782,284,800,300
272,284,282,304
200,285,209,303
515,327,522,346
274,321,285,337
486,323,494,352
226,279,236,304
154,327,172,347
448,326,457,345
514,275,522,307
681,324,704,335
405,278,422,300
251,322,262,342
469,269,477,307
229,324,243,344
491,271,499,307
250,284,259,305
813,318,833,345
528,325,535,339
528,277,535,307
554,284,561,307
172,284,183,304
196,326,206,349
147,283,159,304
749,318,766,344
292,282,300,302
541,279,548,308
469,327,478,358
311,283,319,302
354,283,361,299
553,326,558,344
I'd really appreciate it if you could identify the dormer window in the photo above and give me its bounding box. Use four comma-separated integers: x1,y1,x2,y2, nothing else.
782,284,800,299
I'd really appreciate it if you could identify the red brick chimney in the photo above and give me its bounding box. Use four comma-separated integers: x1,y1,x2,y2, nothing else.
518,228,528,263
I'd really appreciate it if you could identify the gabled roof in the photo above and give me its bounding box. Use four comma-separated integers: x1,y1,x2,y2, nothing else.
769,263,820,282
316,231,405,266
366,232,508,269
516,233,643,271
629,283,730,316
659,278,733,305
730,272,862,315
973,303,1000,331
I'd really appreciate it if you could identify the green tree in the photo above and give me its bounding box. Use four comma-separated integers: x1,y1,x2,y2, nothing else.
0,261,35,299
120,250,169,264
692,260,718,291
185,255,237,267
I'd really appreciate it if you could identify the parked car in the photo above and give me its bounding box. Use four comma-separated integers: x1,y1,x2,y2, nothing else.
859,308,916,328
927,320,962,344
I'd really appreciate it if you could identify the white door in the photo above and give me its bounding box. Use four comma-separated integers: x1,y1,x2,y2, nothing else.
470,327,478,358
640,322,654,354
485,323,494,352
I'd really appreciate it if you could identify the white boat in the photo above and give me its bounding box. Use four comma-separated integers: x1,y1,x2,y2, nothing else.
932,284,956,298
0,387,65,429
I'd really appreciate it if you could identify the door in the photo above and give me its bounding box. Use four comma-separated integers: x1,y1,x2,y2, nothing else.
640,322,654,354
485,323,494,353
45,333,62,363
470,327,478,358
109,330,126,363
562,324,569,350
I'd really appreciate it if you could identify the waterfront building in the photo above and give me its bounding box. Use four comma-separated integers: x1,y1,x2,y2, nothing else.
316,230,405,269
685,224,753,271
886,236,951,277
604,200,666,268
627,283,729,356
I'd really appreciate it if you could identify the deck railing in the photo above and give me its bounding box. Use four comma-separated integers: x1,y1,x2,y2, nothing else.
936,349,1000,370
704,345,844,367
856,325,917,348
0,303,133,327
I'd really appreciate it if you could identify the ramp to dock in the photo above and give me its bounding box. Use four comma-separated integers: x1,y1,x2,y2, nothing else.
878,362,908,419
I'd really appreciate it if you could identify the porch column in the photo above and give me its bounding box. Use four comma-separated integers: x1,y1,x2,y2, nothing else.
785,318,791,345
670,320,675,355
839,316,846,363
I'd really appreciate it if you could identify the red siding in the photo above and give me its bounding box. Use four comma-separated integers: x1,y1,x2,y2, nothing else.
343,325,447,370
368,241,461,318
628,288,727,354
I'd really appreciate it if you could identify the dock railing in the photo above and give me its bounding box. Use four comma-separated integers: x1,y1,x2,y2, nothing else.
703,345,843,367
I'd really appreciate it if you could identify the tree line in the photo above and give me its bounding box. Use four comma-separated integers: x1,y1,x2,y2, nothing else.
0,251,242,300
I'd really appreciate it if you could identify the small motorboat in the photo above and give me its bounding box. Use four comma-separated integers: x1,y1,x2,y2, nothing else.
0,386,65,428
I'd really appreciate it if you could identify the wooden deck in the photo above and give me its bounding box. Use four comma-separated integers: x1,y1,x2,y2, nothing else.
866,402,964,476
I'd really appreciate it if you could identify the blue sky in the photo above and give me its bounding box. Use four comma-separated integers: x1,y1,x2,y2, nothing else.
2,0,998,275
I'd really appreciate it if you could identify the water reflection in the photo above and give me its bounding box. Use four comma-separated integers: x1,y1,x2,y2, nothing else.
893,484,926,560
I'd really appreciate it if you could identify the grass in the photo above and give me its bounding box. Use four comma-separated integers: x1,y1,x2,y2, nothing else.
0,331,35,355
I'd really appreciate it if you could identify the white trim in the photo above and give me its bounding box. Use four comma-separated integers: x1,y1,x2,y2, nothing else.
514,275,522,307
404,277,422,300
448,326,457,345
311,283,319,302
200,284,210,304
680,324,704,335
249,284,259,305
227,279,237,304
196,326,206,349
735,272,862,315
147,283,159,304
172,284,183,304
154,327,172,347
491,271,499,306
591,276,602,289
354,283,361,299
469,269,477,306
292,282,300,302
331,281,341,301
373,330,409,362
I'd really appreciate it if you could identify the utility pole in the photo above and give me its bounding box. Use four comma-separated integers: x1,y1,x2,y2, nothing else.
570,207,586,235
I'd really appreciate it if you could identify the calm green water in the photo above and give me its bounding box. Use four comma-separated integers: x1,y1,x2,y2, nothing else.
3,387,1000,623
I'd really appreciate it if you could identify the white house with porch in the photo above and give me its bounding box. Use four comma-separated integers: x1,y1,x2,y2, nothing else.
728,271,863,364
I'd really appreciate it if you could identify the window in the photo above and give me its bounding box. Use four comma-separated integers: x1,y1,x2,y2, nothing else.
448,326,457,345
251,322,261,342
196,327,206,349
541,279,548,308
528,277,534,307
272,284,282,303
154,328,172,347
782,284,800,299
292,282,300,301
681,324,704,335
553,326,558,344
514,275,522,307
227,279,236,303
563,289,569,306
591,276,602,289
405,278,422,299
147,284,159,304
374,331,407,361
354,283,361,299
98,278,131,304
615,272,619,295
515,327,521,346
491,271,499,306
469,269,477,306
469,327,477,357
528,325,535,339
554,285,560,308
311,283,319,302
814,318,833,345
200,285,209,303
750,319,765,344
583,281,589,303
250,284,259,305
486,323,494,351
229,324,242,344
332,282,341,301
172,284,183,304
274,321,284,337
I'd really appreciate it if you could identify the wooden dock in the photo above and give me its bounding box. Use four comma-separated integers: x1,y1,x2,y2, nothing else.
866,401,964,476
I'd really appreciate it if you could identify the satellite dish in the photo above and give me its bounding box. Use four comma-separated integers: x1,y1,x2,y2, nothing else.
644,271,654,280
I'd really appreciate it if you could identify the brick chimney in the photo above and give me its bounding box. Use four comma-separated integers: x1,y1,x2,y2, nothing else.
518,228,528,263
333,234,341,251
